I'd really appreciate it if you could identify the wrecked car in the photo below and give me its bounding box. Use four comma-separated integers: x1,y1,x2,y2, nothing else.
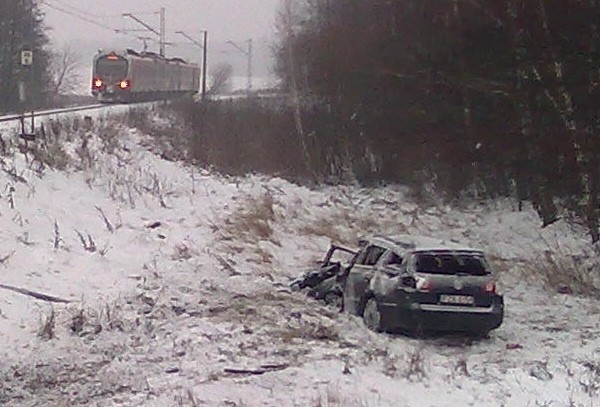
290,244,357,309
294,235,504,336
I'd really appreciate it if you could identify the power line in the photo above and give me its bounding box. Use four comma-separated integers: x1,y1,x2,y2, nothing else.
49,0,158,19
49,0,124,19
40,1,118,32
39,0,153,42
122,8,166,56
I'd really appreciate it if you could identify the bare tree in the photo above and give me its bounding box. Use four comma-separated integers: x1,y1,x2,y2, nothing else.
208,63,233,95
50,44,81,96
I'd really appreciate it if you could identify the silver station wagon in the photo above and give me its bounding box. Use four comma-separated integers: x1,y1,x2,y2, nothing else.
341,235,504,336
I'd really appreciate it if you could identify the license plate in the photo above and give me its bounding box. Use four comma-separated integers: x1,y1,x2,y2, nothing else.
440,295,474,305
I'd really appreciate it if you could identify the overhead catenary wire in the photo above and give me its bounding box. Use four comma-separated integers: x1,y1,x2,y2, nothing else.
47,0,129,19
39,0,157,42
51,0,160,19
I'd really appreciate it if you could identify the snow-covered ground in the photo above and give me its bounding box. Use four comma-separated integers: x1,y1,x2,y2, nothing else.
0,109,598,406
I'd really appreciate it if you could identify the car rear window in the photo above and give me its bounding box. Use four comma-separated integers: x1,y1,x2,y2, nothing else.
414,252,489,276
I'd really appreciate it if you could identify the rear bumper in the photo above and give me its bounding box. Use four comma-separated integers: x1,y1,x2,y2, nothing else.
379,297,504,334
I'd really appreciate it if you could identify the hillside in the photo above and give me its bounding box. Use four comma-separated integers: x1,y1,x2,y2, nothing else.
0,110,598,406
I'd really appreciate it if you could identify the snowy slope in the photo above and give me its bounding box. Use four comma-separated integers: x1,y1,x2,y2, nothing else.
0,110,598,406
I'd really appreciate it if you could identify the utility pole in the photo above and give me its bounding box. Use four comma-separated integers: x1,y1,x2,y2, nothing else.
202,30,208,99
226,39,253,96
247,39,253,95
122,9,166,57
175,30,208,100
159,8,165,57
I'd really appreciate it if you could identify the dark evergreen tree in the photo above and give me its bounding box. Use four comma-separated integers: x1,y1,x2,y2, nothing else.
0,0,51,113
274,0,599,242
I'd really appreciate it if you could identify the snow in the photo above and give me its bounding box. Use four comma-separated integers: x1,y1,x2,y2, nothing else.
0,108,598,406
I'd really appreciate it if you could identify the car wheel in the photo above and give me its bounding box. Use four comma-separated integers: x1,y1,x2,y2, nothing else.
363,297,382,332
469,330,490,340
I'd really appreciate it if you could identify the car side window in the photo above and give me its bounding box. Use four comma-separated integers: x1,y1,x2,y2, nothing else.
379,250,404,273
353,248,368,265
384,251,403,266
358,245,386,266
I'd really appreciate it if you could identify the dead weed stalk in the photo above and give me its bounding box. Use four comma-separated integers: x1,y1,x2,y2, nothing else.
522,248,599,297
221,191,276,243
38,308,56,340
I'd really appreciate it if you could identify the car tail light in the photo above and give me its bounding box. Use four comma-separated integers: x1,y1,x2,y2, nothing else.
93,78,103,89
119,79,131,89
400,276,432,292
416,277,433,292
483,281,496,294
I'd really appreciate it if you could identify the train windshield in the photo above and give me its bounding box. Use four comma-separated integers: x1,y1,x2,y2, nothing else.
96,56,128,77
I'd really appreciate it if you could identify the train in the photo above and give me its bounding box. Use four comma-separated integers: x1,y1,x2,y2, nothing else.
91,49,200,103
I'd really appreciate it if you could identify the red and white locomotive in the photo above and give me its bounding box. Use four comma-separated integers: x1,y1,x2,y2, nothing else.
92,49,200,103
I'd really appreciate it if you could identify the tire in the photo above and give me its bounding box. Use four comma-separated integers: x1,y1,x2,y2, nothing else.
363,297,383,332
469,330,490,340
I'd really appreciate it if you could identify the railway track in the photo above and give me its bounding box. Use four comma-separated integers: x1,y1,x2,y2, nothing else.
0,102,163,141
0,104,107,124
0,100,163,126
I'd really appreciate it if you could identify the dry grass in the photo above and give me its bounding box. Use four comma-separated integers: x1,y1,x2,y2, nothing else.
38,308,56,340
579,360,600,398
489,240,599,298
311,385,369,407
279,320,340,344
297,209,380,245
402,347,428,381
126,107,192,162
29,138,71,170
174,388,201,407
68,302,126,337
298,217,349,245
520,250,599,298
220,192,276,243
172,243,196,261
312,387,341,407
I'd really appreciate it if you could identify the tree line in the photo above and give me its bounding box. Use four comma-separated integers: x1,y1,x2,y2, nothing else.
272,0,599,242
0,0,53,112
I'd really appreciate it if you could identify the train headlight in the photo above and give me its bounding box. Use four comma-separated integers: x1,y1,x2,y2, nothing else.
119,80,131,89
93,78,103,88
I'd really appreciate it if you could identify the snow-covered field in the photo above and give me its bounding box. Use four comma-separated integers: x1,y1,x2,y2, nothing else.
0,109,598,406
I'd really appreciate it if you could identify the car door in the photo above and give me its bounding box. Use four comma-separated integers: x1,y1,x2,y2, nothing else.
370,249,406,297
343,244,387,315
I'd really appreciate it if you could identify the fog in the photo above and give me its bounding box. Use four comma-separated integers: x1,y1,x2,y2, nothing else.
43,0,281,80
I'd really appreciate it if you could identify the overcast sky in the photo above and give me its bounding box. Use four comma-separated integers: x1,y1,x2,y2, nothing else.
42,0,281,77
43,0,280,44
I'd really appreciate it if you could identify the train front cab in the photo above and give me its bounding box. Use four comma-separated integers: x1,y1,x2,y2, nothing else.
92,53,132,103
